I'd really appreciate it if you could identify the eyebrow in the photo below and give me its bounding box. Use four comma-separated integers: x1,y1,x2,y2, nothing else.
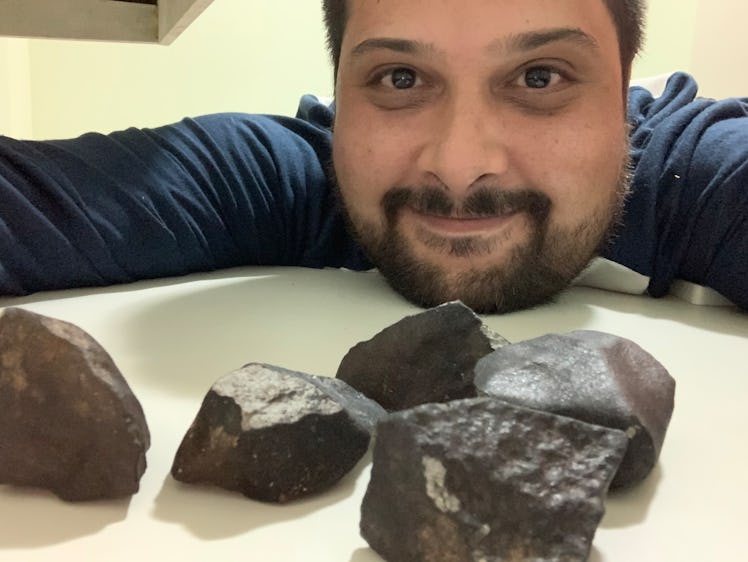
349,27,599,60
497,27,599,53
350,37,435,59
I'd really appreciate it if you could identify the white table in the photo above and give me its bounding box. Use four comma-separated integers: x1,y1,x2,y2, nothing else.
1,266,746,561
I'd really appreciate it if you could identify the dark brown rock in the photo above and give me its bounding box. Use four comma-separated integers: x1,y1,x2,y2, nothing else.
361,398,627,562
474,330,676,490
172,362,387,503
336,301,507,411
0,307,150,501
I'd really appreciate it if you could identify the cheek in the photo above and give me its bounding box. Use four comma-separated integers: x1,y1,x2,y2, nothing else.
332,117,377,214
520,118,627,222
332,106,415,213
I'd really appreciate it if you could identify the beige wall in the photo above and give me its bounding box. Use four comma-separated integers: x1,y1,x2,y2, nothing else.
689,0,748,99
633,0,700,81
1,0,746,140
27,0,334,139
633,0,748,99
0,37,33,138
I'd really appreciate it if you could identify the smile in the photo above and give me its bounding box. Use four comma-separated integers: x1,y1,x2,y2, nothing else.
403,207,521,236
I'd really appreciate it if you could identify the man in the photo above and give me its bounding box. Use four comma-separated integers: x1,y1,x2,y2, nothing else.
0,0,746,312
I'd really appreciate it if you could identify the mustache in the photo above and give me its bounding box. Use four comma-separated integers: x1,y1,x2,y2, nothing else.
382,186,551,224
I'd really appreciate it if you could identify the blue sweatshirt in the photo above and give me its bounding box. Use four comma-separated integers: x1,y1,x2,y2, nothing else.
0,73,746,309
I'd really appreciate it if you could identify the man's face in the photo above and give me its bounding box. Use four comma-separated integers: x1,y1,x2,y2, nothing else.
332,0,630,313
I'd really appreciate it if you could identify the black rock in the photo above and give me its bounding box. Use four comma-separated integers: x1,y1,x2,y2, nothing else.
0,307,150,501
361,398,627,562
172,362,387,503
336,301,507,411
474,330,676,490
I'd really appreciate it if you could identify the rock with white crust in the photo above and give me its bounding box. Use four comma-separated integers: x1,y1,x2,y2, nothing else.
172,362,387,503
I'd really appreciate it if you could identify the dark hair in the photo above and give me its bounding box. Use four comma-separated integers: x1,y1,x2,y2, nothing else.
322,0,646,82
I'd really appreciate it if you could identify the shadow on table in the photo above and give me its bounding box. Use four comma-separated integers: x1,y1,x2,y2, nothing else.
602,464,663,529
152,450,370,540
0,485,129,548
349,547,382,562
563,286,747,337
481,285,747,344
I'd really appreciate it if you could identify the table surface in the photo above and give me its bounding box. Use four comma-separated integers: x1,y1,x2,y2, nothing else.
1,266,746,562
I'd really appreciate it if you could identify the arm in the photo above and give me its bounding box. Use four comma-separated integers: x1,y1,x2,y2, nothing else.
0,105,366,296
604,73,748,310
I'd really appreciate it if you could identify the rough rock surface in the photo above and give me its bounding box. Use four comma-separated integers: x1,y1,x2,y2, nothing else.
336,301,507,411
474,330,676,490
361,398,627,562
172,362,387,503
0,307,150,501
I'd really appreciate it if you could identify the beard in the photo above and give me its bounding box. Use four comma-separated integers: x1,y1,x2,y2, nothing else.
332,152,631,314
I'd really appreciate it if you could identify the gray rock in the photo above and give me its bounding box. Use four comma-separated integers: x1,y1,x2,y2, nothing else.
336,301,507,411
0,307,150,501
474,330,676,490
361,398,627,562
172,362,387,503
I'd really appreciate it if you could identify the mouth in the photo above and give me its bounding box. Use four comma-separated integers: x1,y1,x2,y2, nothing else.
403,207,522,236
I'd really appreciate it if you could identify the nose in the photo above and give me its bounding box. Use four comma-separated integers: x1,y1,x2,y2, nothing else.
416,90,510,194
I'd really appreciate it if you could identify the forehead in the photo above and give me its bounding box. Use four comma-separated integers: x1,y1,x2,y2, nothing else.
342,0,619,58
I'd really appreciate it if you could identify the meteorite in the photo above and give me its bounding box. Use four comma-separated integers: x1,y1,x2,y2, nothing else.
0,307,150,501
361,398,628,562
336,301,507,411
172,362,387,503
474,330,676,490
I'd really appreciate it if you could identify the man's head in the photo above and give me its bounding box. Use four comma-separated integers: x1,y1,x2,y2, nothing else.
324,0,645,313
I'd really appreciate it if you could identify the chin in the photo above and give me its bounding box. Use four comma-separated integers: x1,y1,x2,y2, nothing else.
374,251,572,314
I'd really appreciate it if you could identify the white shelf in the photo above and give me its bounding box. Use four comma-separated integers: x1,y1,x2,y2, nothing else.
0,0,214,45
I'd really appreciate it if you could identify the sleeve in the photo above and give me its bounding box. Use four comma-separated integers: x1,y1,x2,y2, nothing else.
604,73,748,310
0,106,366,296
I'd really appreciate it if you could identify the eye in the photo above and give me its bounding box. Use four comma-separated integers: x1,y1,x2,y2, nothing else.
366,65,436,109
380,67,421,90
517,67,562,89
